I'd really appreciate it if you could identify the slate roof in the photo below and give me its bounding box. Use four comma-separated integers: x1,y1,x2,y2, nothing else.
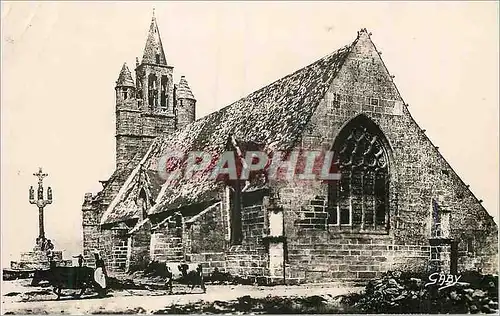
93,168,127,204
116,63,135,88
142,15,167,65
176,76,195,100
93,152,143,206
100,38,354,225
99,144,165,224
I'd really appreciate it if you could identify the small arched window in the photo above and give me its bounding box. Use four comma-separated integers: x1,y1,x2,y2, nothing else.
328,115,390,232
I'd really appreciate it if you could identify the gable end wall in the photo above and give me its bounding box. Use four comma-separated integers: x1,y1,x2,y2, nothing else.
278,31,497,281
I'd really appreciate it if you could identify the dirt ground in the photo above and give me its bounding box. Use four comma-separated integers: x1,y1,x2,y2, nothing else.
1,279,363,314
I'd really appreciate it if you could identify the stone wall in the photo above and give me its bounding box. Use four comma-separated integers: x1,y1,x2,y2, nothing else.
101,227,128,276
225,248,268,279
127,221,152,272
276,29,498,281
150,204,226,272
151,216,184,262
223,190,270,278
140,114,176,138
115,115,142,170
82,193,102,267
176,98,196,130
148,196,270,280
185,204,226,254
286,232,431,282
116,109,142,136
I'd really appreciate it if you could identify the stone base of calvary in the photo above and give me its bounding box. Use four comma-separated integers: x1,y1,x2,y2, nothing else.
10,251,71,270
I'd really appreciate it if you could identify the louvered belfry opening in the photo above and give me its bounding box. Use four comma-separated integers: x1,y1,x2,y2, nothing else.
148,74,158,108
160,75,168,109
328,115,390,232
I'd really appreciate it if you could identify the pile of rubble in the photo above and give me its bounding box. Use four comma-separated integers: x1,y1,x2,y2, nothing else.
349,271,498,314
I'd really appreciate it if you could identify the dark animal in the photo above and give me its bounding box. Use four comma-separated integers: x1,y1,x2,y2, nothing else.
144,261,205,294
209,267,234,284
144,260,170,278
31,267,105,299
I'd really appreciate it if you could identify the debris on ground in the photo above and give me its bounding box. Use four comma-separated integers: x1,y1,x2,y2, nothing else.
346,270,499,314
152,294,358,314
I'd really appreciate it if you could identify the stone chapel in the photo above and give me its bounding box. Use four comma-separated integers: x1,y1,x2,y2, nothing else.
82,15,498,283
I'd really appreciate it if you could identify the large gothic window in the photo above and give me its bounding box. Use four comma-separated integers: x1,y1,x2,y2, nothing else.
328,116,390,232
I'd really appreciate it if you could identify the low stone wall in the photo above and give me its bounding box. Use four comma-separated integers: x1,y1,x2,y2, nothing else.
20,251,63,262
10,260,73,270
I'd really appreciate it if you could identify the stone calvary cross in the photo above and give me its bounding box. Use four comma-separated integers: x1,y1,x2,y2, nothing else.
29,167,53,241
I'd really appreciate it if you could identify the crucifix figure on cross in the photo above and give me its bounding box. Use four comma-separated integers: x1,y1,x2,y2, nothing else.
29,167,53,250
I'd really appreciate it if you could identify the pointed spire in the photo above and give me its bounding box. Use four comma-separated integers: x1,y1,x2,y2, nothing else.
116,63,135,87
142,12,167,65
177,76,195,100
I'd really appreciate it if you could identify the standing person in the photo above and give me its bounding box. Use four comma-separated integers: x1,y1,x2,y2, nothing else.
48,253,56,268
35,237,41,250
46,239,54,250
73,254,84,267
39,237,46,251
93,251,107,297
45,239,54,260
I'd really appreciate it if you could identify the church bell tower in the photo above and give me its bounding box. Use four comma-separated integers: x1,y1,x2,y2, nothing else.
135,12,176,132
115,12,177,169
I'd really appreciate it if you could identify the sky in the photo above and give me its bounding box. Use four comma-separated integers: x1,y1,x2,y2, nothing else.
1,1,498,266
